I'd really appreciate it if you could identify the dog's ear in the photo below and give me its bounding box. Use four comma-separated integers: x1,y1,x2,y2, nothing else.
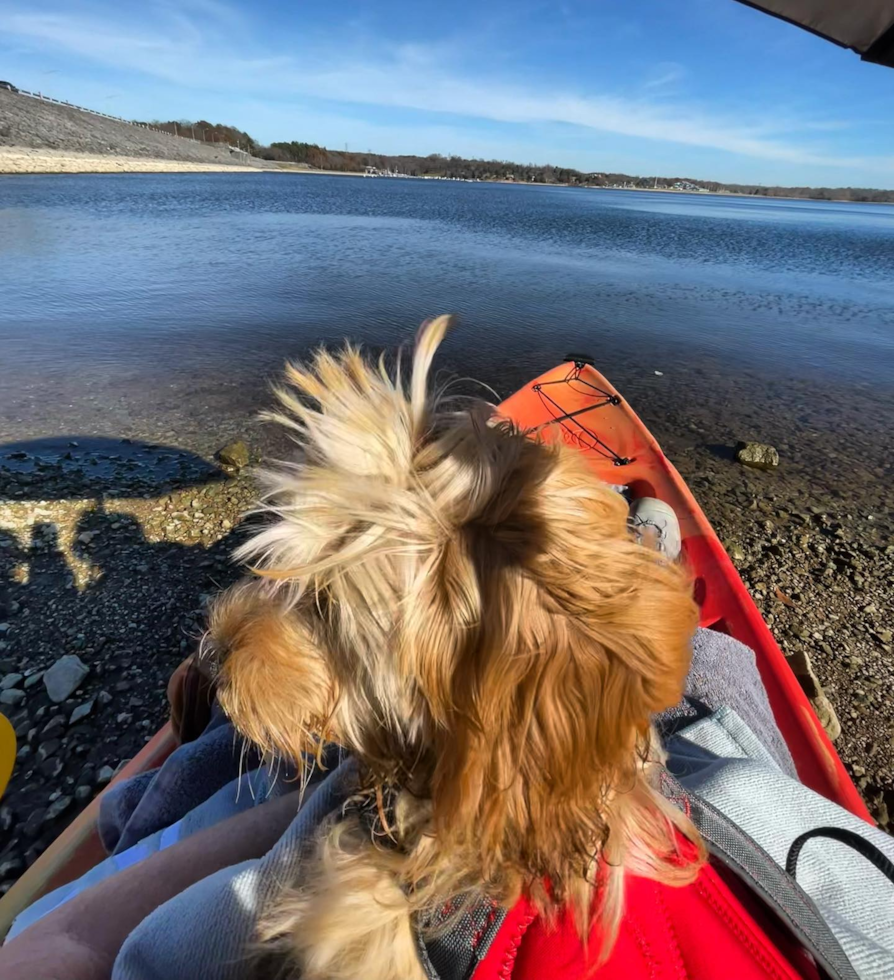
428,444,698,898
208,582,337,762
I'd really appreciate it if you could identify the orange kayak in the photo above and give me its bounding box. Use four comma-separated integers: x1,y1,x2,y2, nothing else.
0,355,869,939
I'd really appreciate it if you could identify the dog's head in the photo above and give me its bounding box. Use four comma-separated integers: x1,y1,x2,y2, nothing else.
209,315,697,900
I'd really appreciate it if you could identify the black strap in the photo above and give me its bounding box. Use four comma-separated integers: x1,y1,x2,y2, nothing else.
659,770,859,980
787,826,894,884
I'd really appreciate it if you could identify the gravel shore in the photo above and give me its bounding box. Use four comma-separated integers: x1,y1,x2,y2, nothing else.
0,441,255,894
0,148,266,174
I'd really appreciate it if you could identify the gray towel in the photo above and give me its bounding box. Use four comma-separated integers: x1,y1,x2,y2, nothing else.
656,627,797,778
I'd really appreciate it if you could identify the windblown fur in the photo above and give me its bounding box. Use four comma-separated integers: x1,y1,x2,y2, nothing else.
208,316,704,979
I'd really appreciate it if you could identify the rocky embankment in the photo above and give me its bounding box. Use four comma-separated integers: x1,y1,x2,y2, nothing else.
0,89,271,171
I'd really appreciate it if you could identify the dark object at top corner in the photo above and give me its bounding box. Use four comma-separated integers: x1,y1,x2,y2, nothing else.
736,1,894,68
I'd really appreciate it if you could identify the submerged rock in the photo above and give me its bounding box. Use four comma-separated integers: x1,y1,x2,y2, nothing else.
736,442,780,470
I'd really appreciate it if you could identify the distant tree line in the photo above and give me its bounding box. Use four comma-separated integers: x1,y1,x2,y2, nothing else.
136,119,257,152
141,120,894,202
261,142,894,201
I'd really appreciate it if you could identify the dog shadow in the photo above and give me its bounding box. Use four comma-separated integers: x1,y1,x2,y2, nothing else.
0,436,249,887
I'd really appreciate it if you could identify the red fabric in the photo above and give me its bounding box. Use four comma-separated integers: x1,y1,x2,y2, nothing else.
474,862,821,980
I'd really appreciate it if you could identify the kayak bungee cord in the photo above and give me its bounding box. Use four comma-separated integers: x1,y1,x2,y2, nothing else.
531,357,632,466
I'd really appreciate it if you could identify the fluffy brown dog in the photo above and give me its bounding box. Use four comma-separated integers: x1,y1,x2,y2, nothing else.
208,316,703,979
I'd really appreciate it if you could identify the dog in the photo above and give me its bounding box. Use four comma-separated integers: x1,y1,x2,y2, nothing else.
207,316,703,979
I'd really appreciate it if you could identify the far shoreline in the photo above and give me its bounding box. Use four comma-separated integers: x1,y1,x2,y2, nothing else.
3,149,890,206
284,165,894,205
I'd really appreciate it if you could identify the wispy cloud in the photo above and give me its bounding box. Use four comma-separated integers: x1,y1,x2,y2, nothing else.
642,61,687,91
1,2,890,174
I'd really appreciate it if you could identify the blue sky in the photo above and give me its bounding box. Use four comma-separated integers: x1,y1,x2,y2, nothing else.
3,0,894,186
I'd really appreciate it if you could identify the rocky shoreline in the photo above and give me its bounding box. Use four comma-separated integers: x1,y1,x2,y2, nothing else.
0,147,266,174
0,441,256,894
0,416,891,899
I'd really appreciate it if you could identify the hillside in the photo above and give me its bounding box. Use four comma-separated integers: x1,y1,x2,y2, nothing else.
0,90,270,170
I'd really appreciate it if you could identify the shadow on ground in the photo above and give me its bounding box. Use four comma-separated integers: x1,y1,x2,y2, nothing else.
0,436,253,894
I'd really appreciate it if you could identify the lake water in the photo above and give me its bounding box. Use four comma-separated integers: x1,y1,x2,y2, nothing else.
1,173,893,463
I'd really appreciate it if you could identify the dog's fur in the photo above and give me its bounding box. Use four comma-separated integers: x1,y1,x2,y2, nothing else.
208,316,704,979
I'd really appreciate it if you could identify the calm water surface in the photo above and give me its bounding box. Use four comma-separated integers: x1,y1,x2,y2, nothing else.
1,174,892,451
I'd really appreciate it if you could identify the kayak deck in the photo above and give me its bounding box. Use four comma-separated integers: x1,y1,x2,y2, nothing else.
498,358,868,821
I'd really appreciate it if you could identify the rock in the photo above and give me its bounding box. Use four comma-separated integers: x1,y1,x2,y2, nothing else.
69,700,95,725
41,714,66,737
736,442,780,471
787,650,842,742
36,739,61,762
75,785,92,803
0,806,13,832
37,755,65,780
96,764,116,786
0,855,24,879
43,654,89,703
116,712,132,725
24,672,45,690
77,531,95,545
0,672,23,690
216,440,250,471
44,795,72,822
97,689,113,705
0,689,25,706
23,808,46,838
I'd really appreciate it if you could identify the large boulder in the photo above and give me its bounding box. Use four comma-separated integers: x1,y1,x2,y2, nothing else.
43,654,90,703
736,442,780,471
787,650,841,742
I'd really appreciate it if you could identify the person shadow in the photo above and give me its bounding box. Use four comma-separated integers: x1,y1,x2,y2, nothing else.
0,436,252,888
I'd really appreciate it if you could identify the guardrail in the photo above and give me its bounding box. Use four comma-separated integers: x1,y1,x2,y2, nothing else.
11,89,252,157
